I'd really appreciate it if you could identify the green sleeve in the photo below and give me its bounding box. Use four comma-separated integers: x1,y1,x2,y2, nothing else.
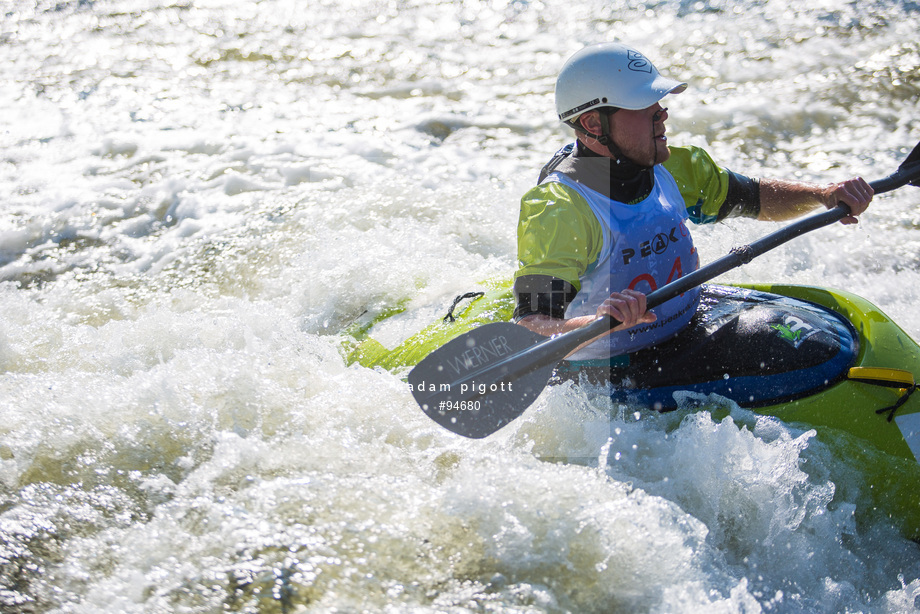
663,146,731,224
514,182,603,292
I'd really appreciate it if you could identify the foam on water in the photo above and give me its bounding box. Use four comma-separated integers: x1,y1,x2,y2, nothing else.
2,0,920,611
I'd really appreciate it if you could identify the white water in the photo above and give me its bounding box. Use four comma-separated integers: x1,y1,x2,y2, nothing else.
2,0,920,611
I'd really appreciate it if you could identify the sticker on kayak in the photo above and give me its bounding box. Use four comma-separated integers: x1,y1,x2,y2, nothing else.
770,314,821,349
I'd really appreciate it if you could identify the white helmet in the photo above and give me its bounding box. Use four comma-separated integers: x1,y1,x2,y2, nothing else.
555,43,687,123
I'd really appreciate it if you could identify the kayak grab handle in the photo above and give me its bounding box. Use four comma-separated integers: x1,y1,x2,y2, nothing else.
848,366,916,388
847,367,919,422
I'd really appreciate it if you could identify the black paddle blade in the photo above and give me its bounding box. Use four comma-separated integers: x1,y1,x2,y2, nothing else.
903,141,920,187
408,322,558,438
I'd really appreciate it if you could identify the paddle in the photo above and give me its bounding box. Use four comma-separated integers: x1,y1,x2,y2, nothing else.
410,141,920,439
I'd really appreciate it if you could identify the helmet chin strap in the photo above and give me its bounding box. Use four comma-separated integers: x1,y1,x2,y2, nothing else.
595,110,628,164
574,112,627,163
578,107,669,168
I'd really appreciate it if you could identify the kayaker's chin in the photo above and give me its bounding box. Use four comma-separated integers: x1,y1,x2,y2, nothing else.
654,138,671,165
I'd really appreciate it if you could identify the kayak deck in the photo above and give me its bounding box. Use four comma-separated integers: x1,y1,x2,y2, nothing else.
555,285,860,411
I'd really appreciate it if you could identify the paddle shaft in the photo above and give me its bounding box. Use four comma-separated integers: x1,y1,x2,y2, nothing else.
414,205,854,405
422,162,920,403
410,144,920,431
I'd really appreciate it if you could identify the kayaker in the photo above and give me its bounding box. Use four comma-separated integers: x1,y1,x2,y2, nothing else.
514,42,874,362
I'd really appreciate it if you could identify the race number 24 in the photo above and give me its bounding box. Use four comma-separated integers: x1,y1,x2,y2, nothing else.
627,256,684,292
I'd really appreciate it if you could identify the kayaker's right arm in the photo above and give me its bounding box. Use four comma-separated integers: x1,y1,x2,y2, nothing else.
514,273,655,353
517,289,656,335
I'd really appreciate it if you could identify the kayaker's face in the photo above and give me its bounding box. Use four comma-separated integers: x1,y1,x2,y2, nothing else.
608,103,671,167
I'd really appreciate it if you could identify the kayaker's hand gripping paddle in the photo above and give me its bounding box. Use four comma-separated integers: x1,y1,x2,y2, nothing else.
409,141,920,439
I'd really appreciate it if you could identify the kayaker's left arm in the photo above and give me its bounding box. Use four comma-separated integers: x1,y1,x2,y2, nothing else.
663,147,874,226
757,177,875,224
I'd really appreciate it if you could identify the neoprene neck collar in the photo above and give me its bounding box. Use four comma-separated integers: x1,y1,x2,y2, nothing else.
571,140,655,204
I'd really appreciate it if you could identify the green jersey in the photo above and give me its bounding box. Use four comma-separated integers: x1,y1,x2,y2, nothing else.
516,145,758,290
